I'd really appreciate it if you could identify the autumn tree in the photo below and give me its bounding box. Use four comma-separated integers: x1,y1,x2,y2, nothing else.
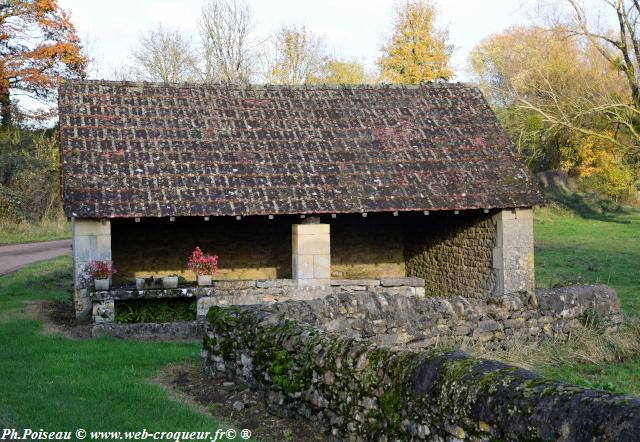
377,0,452,84
266,25,325,85
130,24,198,83
469,24,635,198
198,0,257,84
0,0,86,126
308,58,368,85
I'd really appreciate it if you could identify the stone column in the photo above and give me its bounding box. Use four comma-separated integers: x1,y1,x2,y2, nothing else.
72,218,112,320
492,208,534,295
292,224,330,288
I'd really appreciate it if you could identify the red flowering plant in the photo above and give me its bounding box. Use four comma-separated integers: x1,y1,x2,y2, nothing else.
83,259,117,280
187,247,219,276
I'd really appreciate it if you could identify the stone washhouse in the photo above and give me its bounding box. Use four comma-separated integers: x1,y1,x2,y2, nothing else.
58,81,544,323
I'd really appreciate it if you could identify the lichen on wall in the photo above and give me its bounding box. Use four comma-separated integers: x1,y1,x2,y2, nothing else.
404,211,496,298
203,290,637,441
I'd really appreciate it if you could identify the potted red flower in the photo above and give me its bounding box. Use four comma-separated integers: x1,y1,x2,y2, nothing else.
187,246,219,286
84,259,117,290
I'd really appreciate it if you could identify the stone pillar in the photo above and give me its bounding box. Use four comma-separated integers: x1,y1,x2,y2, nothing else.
492,208,534,295
292,224,330,288
72,218,112,320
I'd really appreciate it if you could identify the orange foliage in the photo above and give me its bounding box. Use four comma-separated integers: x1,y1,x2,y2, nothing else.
0,0,86,125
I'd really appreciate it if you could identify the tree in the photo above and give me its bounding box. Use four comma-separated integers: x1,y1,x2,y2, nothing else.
198,0,256,84
0,126,62,220
469,24,636,198
130,24,198,83
0,0,86,126
266,25,325,85
377,0,452,84
308,58,367,85
564,0,640,108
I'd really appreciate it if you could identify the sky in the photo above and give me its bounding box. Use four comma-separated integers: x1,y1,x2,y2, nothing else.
58,0,536,82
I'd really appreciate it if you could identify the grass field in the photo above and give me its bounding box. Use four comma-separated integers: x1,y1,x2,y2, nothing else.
0,217,71,245
535,205,640,315
533,204,640,394
0,257,225,433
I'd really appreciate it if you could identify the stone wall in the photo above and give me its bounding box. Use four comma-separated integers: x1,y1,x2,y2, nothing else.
330,214,405,279
404,211,497,298
223,285,622,348
203,288,636,441
89,277,426,325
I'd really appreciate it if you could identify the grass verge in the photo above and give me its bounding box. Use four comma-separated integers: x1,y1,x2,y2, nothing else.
437,317,640,395
0,217,71,245
0,256,225,432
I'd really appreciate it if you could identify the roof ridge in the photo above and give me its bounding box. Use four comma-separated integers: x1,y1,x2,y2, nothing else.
60,79,475,91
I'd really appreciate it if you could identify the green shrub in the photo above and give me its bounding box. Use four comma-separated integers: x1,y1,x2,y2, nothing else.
114,298,196,323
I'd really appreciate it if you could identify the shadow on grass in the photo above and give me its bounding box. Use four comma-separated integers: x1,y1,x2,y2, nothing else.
545,187,631,223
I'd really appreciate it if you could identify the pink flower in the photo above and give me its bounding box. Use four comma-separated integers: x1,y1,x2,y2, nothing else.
187,246,219,276
84,259,117,280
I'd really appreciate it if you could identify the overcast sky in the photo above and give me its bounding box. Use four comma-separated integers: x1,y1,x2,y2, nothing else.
58,0,536,82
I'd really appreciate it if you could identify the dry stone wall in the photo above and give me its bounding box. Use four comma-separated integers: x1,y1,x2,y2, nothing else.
203,286,634,441
227,285,622,348
404,212,496,298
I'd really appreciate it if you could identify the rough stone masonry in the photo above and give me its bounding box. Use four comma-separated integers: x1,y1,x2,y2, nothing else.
203,287,635,441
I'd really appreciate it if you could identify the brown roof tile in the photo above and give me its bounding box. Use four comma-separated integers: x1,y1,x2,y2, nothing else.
59,80,543,218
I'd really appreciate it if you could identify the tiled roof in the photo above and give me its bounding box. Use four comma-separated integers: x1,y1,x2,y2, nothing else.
59,81,543,218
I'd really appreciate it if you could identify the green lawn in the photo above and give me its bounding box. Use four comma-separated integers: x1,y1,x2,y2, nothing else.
0,217,71,245
534,205,640,394
0,256,225,432
535,206,640,315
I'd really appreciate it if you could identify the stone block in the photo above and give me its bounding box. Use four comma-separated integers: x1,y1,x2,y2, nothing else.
314,255,331,279
331,279,380,287
213,280,256,290
298,278,330,288
256,279,295,289
380,277,425,287
293,254,315,279
292,224,330,235
92,300,115,323
293,234,330,255
73,218,111,236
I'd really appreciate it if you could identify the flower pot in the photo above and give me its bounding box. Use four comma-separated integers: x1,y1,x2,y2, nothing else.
162,276,179,289
94,278,110,291
197,275,212,286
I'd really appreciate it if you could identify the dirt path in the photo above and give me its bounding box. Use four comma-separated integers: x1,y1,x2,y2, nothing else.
0,239,71,276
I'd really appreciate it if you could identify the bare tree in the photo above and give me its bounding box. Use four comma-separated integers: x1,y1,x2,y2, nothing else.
565,0,640,107
265,25,325,84
130,24,198,83
198,0,256,84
